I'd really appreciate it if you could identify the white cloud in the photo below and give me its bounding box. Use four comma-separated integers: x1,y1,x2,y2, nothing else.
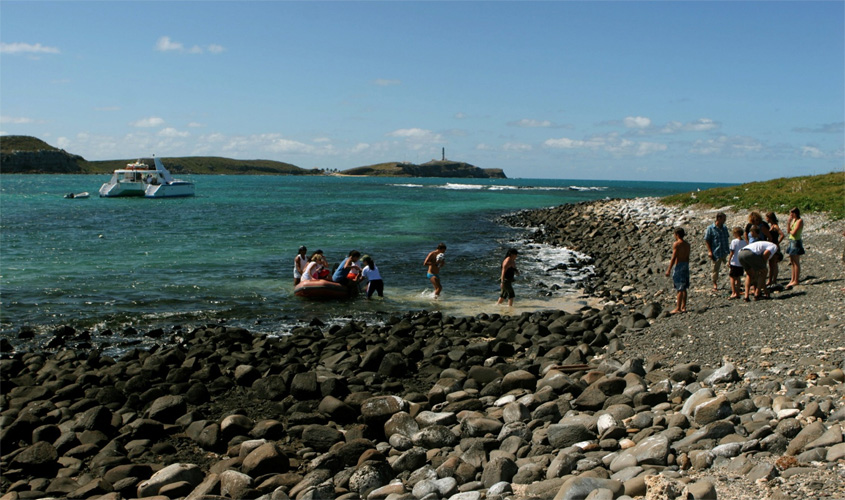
155,36,223,55
690,135,763,156
503,142,533,152
373,79,401,86
0,42,60,55
684,118,719,132
386,128,444,151
158,128,190,138
0,116,35,124
130,117,165,128
187,122,204,128
387,128,443,142
351,143,370,153
623,116,651,128
793,122,845,134
544,133,666,157
801,146,824,158
475,143,493,151
313,137,332,143
454,112,467,119
156,36,184,52
268,138,316,154
544,137,602,149
510,118,554,128
208,133,337,157
633,141,668,156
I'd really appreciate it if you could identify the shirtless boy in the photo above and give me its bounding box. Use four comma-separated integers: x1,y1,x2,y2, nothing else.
665,227,691,314
424,243,447,298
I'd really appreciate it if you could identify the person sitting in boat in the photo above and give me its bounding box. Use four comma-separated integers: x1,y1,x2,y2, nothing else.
301,256,326,282
332,250,362,286
310,249,331,280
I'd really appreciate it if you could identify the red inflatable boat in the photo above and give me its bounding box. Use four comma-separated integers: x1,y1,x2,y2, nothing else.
294,280,354,300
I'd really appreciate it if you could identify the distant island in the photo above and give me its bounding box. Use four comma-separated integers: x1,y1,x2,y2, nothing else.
0,135,505,178
338,160,505,179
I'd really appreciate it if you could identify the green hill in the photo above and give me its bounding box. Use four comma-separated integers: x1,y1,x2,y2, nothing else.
662,171,845,219
82,157,317,175
0,135,318,175
341,160,506,179
1,135,85,173
1,135,61,152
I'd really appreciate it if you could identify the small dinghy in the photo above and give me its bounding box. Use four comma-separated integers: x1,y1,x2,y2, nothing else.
294,280,357,300
64,192,90,199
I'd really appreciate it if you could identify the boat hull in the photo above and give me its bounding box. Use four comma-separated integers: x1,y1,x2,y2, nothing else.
99,182,146,197
144,182,195,198
294,280,353,300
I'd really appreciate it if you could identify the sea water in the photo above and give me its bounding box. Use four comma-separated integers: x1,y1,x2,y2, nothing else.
0,174,720,352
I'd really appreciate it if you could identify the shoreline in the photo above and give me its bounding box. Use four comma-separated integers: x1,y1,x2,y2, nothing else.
2,198,843,500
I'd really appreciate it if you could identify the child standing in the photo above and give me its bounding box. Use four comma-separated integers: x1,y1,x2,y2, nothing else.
496,248,519,307
727,227,747,299
665,227,691,314
360,256,384,299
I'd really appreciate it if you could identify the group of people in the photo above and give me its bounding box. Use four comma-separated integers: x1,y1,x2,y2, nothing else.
666,207,806,312
292,242,523,305
293,247,384,299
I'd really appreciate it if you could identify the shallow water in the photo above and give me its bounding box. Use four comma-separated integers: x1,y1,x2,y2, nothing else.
0,174,725,349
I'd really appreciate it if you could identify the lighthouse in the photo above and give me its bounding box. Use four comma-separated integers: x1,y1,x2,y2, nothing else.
442,147,445,161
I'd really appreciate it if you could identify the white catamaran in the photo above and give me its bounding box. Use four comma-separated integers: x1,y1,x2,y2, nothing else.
99,156,195,198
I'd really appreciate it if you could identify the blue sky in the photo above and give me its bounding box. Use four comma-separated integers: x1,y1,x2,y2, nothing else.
1,1,843,182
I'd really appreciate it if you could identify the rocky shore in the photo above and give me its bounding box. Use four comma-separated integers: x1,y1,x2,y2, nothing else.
2,198,843,500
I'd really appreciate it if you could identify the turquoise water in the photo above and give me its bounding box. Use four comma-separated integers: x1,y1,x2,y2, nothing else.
1,174,723,347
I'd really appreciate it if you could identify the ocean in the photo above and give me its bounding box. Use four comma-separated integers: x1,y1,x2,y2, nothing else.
0,174,721,354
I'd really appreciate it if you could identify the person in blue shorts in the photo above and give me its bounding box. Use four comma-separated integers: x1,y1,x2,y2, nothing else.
423,243,447,299
665,227,690,314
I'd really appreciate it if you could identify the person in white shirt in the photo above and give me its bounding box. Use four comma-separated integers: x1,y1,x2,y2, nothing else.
360,256,384,299
738,240,782,301
727,227,747,299
293,246,308,286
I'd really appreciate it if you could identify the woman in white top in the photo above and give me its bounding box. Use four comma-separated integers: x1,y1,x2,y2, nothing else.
360,256,384,298
301,256,324,282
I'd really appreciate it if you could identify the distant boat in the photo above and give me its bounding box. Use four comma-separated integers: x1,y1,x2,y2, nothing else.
99,156,194,198
64,192,90,199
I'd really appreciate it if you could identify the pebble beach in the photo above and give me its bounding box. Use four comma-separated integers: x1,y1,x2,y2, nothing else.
2,198,844,500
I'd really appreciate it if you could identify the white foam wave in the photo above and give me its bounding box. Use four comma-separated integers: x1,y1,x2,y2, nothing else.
510,238,596,296
444,183,485,190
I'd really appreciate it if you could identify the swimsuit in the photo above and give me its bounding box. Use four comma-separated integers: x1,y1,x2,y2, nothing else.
672,262,690,292
427,272,439,280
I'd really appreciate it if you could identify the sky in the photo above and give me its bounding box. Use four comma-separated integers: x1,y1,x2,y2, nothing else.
1,1,843,182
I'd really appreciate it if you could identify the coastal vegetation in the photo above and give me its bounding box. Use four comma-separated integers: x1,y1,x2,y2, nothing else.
662,171,845,219
0,135,504,178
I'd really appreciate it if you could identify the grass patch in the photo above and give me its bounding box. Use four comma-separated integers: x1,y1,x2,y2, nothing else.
662,171,845,219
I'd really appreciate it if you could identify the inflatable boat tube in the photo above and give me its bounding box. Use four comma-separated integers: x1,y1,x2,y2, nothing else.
294,280,352,300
